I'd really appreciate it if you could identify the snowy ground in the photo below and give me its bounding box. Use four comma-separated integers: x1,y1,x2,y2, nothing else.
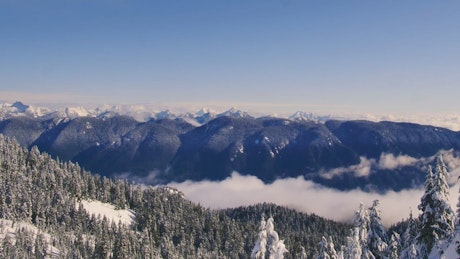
431,233,460,259
79,200,136,226
0,219,60,257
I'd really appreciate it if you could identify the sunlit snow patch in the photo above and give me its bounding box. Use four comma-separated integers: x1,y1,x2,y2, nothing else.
79,200,135,226
0,219,60,257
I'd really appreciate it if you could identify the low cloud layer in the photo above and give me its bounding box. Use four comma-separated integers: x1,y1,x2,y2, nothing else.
170,172,459,227
159,151,460,227
377,153,419,170
320,151,460,184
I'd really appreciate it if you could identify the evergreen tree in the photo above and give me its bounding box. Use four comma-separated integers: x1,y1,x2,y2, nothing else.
266,216,280,259
337,246,345,259
273,240,288,259
300,246,308,259
316,236,338,259
112,223,130,259
417,155,455,257
433,154,455,240
387,232,401,259
267,216,288,259
93,237,110,259
352,203,375,259
251,215,267,259
251,215,288,259
1,233,15,258
400,210,419,259
450,168,460,257
327,236,339,259
367,200,388,258
317,236,332,259
344,228,362,259
34,232,48,259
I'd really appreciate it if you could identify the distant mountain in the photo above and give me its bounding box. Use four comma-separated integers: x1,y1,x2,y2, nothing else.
1,103,460,191
11,101,29,112
0,101,318,125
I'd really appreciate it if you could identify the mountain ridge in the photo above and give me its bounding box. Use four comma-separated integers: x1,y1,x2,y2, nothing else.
1,104,460,191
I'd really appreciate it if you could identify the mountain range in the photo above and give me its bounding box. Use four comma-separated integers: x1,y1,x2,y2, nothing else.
1,101,459,191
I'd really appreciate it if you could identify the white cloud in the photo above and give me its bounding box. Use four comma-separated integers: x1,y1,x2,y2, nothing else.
320,156,375,179
319,151,460,183
377,153,418,170
169,172,460,227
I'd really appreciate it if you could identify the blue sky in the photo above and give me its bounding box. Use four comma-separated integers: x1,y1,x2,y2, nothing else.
1,1,460,114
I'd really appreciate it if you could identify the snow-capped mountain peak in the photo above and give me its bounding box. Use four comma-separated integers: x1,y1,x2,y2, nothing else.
218,107,251,118
156,110,175,120
289,111,315,121
195,107,216,117
65,106,92,118
0,101,53,119
4,101,460,131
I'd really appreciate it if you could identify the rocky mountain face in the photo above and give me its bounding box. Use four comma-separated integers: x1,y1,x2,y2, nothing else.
1,109,459,191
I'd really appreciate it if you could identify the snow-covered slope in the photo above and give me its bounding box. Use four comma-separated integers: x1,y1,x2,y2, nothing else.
0,219,60,257
430,233,460,259
0,201,135,257
79,200,135,226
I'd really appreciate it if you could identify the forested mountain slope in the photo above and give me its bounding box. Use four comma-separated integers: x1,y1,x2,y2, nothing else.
0,135,349,258
1,114,460,191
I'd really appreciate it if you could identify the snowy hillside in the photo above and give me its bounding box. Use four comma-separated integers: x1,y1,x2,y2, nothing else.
79,200,135,227
0,219,59,258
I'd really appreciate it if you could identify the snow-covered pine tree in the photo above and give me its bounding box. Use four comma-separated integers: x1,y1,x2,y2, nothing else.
337,247,345,259
316,236,338,259
445,164,460,257
400,210,419,259
266,216,279,259
352,203,375,259
387,232,401,259
417,165,437,257
367,200,388,258
327,236,339,259
300,246,308,259
433,154,455,241
251,215,288,259
344,228,362,259
266,216,288,259
273,240,288,259
251,215,268,259
454,201,460,256
416,155,455,258
317,236,331,259
0,233,15,258
34,232,48,259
